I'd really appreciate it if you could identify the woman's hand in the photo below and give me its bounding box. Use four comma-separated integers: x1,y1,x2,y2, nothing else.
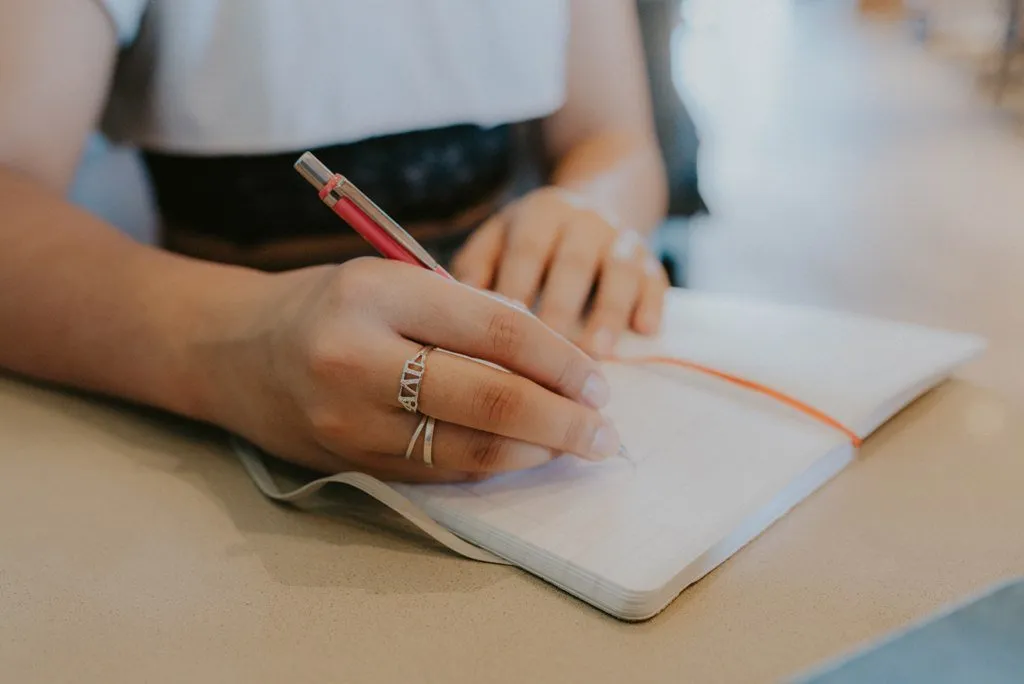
199,258,620,483
451,187,669,357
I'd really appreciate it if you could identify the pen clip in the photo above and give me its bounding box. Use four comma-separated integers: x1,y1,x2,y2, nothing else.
335,180,442,271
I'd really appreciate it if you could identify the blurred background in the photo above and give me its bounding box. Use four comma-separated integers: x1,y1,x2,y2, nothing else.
71,0,1024,398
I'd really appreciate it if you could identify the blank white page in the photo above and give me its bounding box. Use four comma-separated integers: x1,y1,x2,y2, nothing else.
393,291,983,618
616,291,985,436
397,366,847,615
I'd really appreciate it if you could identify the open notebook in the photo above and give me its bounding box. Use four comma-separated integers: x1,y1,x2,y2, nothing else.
235,290,984,621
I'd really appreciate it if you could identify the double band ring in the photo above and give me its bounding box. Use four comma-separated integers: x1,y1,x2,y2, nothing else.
405,416,428,459
404,415,437,468
423,416,436,467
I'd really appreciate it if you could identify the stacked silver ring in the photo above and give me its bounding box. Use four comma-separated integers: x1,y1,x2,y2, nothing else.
399,345,436,467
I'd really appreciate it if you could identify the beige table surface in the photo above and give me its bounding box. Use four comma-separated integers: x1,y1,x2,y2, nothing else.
1,302,1023,684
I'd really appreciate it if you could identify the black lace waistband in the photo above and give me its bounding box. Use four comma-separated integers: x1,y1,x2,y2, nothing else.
141,123,515,248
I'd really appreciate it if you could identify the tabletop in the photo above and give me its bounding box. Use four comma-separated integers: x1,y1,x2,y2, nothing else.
2,315,1023,682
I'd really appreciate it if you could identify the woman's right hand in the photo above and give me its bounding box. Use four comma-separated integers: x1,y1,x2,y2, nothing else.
199,257,621,482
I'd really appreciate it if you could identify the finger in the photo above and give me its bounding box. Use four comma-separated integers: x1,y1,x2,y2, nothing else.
340,334,613,452
379,263,611,408
410,347,621,461
371,410,558,473
632,256,670,335
581,232,646,357
308,408,544,481
258,432,474,484
492,209,562,306
324,453,474,484
535,218,606,336
451,216,505,289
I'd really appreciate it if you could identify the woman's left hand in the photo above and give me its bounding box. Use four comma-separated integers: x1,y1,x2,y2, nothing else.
452,187,669,357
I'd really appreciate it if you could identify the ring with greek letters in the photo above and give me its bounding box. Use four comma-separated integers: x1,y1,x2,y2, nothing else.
398,345,433,413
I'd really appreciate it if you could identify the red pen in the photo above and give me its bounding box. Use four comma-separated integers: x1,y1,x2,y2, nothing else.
294,152,454,279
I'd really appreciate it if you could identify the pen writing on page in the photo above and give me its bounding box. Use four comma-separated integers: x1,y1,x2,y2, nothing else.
293,151,636,464
294,153,861,461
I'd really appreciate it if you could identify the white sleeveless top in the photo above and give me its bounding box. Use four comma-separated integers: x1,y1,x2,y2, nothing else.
95,0,570,154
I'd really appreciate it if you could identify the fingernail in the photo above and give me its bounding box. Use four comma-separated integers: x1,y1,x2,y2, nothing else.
591,328,615,357
588,420,621,461
581,372,611,408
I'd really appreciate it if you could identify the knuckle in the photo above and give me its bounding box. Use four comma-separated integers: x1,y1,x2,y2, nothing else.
472,380,524,426
329,258,380,300
307,406,352,441
305,334,358,378
601,284,641,315
612,258,644,282
304,335,336,375
553,351,585,394
466,433,511,471
486,308,526,359
559,248,594,274
597,295,631,320
514,231,550,259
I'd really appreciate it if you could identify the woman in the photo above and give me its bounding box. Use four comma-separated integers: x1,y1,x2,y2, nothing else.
0,0,669,481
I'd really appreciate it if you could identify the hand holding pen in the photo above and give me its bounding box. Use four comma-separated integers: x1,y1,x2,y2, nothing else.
196,154,623,482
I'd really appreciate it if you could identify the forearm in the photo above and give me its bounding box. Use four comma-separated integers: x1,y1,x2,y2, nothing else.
548,129,668,235
0,165,271,422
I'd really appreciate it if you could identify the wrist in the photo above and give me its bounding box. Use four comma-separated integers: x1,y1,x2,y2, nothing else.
178,262,331,433
549,131,668,235
160,257,281,427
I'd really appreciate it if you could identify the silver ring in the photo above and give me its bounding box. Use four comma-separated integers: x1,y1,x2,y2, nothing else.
405,415,428,460
398,345,433,413
423,417,436,468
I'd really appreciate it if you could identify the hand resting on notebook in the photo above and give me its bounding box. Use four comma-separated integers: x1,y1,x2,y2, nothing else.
452,186,669,356
197,258,623,482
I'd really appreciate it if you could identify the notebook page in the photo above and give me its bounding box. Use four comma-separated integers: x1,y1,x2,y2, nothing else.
393,291,983,610
395,363,849,597
617,291,985,438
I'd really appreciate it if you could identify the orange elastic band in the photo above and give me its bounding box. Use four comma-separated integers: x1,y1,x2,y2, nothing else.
606,355,863,448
